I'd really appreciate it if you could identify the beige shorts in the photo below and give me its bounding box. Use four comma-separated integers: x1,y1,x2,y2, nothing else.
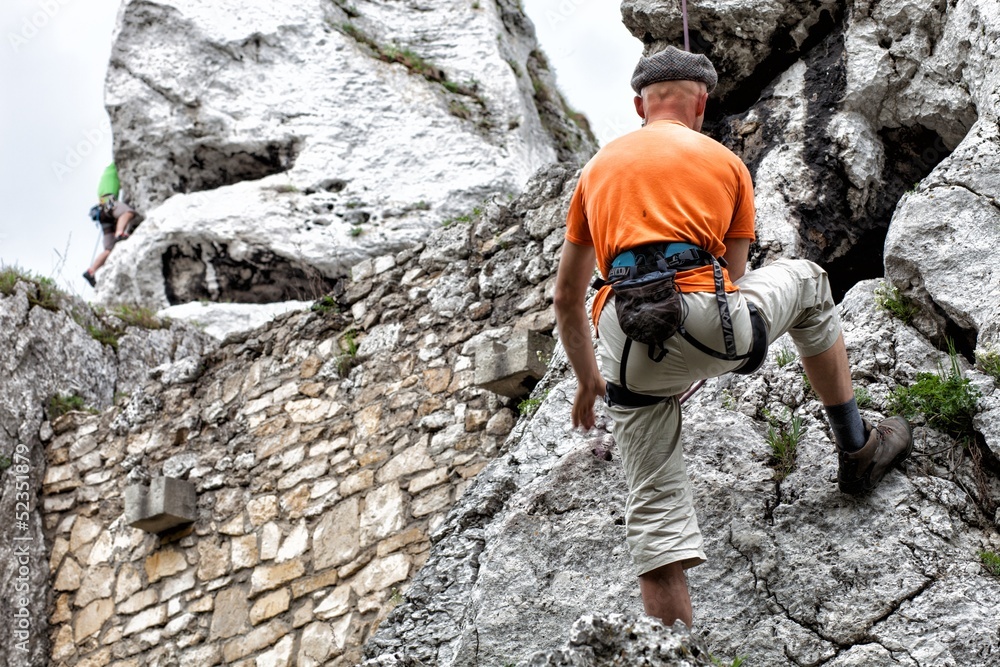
100,201,137,250
598,259,841,575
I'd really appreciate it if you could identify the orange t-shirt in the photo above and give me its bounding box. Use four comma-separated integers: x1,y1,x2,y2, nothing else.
564,119,756,329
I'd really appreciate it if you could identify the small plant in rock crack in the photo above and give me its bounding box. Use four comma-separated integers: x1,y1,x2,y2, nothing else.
980,550,1000,577
0,454,11,472
710,655,747,667
311,295,338,315
888,340,981,444
517,390,549,417
0,264,64,312
765,409,803,482
773,346,795,368
441,205,483,228
720,389,736,411
48,393,97,419
854,385,874,409
874,281,920,324
975,348,1000,381
336,329,360,377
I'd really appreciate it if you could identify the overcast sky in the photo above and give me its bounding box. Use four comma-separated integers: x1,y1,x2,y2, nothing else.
0,0,641,297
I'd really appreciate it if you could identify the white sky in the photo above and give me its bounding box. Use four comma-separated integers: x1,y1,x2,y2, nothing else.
0,0,641,296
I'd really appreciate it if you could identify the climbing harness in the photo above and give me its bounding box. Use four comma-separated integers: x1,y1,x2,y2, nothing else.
595,243,769,408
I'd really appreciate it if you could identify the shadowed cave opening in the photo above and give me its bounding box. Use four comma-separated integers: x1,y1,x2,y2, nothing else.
172,138,302,199
823,124,955,303
162,243,339,305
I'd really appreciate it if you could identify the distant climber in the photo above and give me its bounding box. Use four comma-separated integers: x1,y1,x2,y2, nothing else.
553,47,914,628
83,163,139,287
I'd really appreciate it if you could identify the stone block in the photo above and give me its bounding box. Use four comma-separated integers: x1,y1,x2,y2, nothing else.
250,559,306,595
473,330,555,398
250,588,291,625
210,587,250,640
75,598,113,641
125,477,197,533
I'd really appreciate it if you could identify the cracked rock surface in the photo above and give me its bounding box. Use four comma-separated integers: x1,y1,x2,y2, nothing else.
366,279,1000,666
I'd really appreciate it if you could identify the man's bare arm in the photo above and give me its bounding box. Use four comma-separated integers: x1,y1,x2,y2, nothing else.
722,237,751,282
553,240,606,430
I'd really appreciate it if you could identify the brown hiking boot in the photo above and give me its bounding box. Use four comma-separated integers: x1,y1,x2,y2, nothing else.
837,417,913,495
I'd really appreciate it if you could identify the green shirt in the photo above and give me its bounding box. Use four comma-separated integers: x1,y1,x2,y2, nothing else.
97,163,120,199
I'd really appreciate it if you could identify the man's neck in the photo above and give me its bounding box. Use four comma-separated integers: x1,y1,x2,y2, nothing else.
644,110,695,130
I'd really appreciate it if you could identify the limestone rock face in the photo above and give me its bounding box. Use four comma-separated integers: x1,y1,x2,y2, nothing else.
95,0,594,309
0,283,211,667
623,0,992,312
17,0,1000,664
363,1,1000,655
523,614,714,667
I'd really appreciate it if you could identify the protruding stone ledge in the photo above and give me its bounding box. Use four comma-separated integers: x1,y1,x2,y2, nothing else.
125,477,198,533
473,330,555,399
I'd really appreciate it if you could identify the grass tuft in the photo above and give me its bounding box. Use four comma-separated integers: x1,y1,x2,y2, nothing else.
854,386,874,409
108,304,167,329
980,550,1000,577
766,411,803,482
336,329,360,377
874,281,920,324
0,265,64,312
48,393,97,419
888,340,981,443
774,346,795,368
311,295,338,315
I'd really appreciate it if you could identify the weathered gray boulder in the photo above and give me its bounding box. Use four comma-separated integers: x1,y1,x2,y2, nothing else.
623,0,989,306
523,614,714,667
95,0,595,309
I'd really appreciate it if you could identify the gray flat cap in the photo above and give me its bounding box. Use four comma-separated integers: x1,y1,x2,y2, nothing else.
630,46,718,94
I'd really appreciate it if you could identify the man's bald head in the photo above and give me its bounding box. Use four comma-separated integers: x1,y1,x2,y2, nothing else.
634,79,709,131
641,79,707,106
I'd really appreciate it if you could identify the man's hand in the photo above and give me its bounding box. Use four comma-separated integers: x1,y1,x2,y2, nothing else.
554,240,606,432
572,376,607,430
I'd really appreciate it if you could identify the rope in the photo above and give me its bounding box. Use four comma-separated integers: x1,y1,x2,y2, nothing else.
89,223,102,265
678,379,705,405
681,0,690,51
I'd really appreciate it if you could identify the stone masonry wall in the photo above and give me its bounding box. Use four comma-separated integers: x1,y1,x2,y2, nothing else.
41,165,580,667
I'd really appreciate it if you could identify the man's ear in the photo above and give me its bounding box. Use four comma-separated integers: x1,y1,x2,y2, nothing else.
695,91,708,118
633,95,645,120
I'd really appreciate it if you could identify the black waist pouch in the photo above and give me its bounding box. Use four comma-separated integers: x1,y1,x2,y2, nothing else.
611,269,683,350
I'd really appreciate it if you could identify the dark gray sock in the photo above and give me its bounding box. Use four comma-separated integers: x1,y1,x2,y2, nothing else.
824,398,866,452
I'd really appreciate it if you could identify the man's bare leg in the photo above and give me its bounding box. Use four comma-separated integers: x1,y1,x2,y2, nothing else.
638,562,693,627
88,249,112,275
800,333,854,406
115,211,134,237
